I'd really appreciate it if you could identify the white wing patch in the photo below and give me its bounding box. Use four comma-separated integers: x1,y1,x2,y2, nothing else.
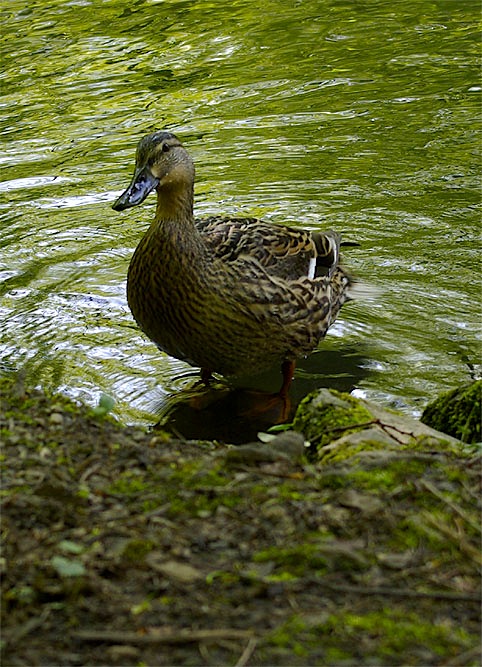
308,257,316,279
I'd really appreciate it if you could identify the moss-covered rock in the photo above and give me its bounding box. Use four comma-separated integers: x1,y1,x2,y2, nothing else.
421,381,481,443
292,388,463,462
292,389,375,449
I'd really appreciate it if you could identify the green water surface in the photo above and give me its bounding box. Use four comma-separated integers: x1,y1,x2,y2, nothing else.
0,0,480,427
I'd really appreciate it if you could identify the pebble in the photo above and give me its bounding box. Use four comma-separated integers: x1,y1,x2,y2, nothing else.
49,412,64,426
146,556,203,583
224,431,306,465
338,489,384,515
106,645,140,663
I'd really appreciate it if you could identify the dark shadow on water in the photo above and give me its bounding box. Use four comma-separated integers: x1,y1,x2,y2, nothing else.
150,346,370,444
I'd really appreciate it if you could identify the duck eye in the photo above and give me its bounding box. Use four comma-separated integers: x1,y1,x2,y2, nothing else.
161,143,170,153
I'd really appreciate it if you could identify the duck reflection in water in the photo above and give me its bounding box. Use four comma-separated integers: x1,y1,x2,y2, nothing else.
112,131,359,439
150,347,369,444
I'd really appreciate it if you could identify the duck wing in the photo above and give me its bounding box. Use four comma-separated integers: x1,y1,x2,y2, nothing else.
217,259,351,364
195,215,340,280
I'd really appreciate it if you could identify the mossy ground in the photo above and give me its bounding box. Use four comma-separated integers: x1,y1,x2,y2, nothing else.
1,374,481,666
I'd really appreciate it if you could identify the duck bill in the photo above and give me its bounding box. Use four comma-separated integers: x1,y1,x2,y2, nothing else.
112,166,160,211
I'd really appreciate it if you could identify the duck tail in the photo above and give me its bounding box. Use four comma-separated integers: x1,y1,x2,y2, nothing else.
312,230,341,278
346,279,381,302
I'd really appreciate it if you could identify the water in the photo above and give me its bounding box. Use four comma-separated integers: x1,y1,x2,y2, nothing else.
1,0,480,433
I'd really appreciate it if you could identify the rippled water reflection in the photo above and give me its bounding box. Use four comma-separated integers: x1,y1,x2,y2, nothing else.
1,0,480,431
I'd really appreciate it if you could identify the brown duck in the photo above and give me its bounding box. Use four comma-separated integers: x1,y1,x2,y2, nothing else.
112,131,351,396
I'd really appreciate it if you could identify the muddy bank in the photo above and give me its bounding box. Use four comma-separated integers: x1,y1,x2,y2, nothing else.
1,374,480,666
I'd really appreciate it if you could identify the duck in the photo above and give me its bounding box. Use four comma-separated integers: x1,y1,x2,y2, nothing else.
112,131,351,397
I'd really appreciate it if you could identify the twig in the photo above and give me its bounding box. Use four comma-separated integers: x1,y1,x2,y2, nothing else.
236,466,305,479
72,628,254,645
4,606,51,647
307,580,480,602
419,479,482,534
235,637,258,667
420,512,482,564
440,645,482,666
198,641,212,663
314,418,418,447
79,461,104,484
313,420,377,441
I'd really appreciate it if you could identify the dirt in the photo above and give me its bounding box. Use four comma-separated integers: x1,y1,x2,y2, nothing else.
1,372,481,666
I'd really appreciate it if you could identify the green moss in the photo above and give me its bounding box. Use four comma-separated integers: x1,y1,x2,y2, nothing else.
158,595,174,605
205,570,240,586
421,381,481,443
107,474,149,497
276,485,305,501
388,518,439,551
0,485,30,497
326,609,473,659
122,539,155,563
265,609,475,664
254,543,329,577
265,571,299,583
268,615,309,650
347,457,428,492
317,472,351,489
321,438,389,465
168,492,241,518
324,647,353,662
4,585,37,606
293,389,376,455
168,462,230,488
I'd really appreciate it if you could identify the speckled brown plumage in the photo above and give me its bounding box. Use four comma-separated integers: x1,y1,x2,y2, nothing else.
113,131,351,384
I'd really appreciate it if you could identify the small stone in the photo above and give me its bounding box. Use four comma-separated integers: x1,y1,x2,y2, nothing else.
301,611,330,628
320,504,352,527
377,551,415,569
106,645,140,663
338,489,384,515
224,431,306,466
146,556,202,583
49,412,64,426
270,431,306,462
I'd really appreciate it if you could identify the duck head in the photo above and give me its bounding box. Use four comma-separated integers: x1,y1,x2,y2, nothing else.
112,131,194,211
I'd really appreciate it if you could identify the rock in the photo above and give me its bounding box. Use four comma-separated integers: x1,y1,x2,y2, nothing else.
293,388,463,460
106,645,140,663
49,412,64,426
293,389,374,449
270,431,307,461
377,550,416,570
145,556,203,583
338,489,384,515
421,381,481,443
224,431,306,465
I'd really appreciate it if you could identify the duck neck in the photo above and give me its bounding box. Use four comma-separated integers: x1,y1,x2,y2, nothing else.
149,181,206,266
154,181,194,225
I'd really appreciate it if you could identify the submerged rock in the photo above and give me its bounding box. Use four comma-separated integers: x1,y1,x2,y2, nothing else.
421,381,481,444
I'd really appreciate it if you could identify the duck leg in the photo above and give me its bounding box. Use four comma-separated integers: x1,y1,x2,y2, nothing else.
201,368,213,385
280,360,296,398
234,360,295,424
195,362,294,425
